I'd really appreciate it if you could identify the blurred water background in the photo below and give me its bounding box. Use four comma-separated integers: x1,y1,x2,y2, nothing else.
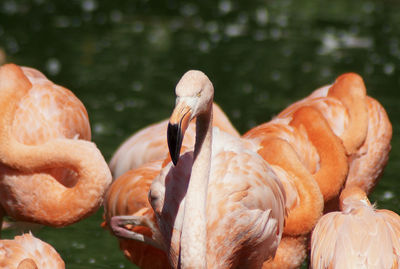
1,0,400,268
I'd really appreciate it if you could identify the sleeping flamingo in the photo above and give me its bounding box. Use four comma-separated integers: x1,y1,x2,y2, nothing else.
109,102,239,179
111,70,286,268
0,63,112,233
310,185,400,268
243,73,392,268
277,73,392,199
0,232,65,269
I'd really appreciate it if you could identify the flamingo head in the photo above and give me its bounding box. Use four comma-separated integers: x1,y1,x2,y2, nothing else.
167,70,214,165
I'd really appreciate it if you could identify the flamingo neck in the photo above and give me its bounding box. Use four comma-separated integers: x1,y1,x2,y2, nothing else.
339,185,371,212
180,104,212,269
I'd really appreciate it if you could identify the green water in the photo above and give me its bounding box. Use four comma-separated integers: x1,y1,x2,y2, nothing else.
1,0,400,268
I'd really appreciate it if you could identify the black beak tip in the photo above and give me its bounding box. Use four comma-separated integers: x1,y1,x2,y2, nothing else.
167,123,183,166
171,155,178,166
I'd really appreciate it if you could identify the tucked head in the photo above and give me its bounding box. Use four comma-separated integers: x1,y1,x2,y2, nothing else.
168,70,214,165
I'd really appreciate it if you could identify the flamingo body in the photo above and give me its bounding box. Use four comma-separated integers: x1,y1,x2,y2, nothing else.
151,127,286,268
12,66,91,145
0,233,65,269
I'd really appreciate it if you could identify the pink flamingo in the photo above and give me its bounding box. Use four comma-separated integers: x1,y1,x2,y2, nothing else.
244,73,392,268
0,63,111,232
111,70,286,268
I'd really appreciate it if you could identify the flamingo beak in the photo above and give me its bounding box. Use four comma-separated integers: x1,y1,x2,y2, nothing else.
167,102,192,165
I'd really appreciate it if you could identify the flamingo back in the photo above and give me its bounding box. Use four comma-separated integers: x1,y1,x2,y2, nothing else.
12,67,90,145
0,233,65,269
311,202,400,269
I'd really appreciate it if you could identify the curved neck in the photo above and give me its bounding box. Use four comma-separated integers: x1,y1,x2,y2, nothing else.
257,137,323,235
339,185,370,212
289,106,348,202
180,104,212,269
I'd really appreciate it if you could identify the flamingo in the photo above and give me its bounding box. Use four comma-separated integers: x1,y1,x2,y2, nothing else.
246,73,371,205
105,100,240,267
105,115,239,268
310,185,400,268
109,102,239,179
111,70,286,268
243,73,392,268
277,73,392,199
0,232,65,269
0,63,112,232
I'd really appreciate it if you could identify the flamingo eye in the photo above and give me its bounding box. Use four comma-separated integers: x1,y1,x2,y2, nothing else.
196,91,201,97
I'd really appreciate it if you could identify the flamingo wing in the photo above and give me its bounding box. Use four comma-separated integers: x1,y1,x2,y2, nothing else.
205,129,286,268
149,129,286,268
